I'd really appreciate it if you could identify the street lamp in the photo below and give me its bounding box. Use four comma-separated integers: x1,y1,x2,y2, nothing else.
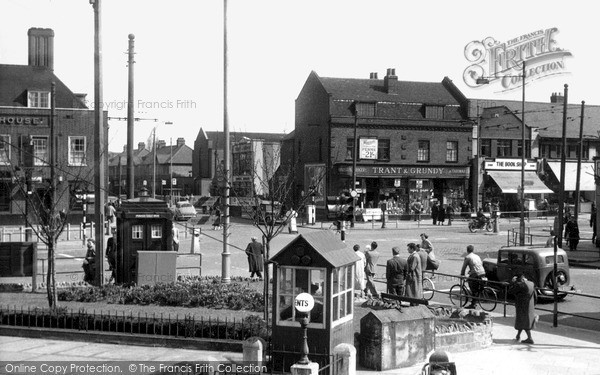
477,61,527,246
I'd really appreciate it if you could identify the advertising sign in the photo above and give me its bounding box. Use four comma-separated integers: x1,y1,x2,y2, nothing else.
359,138,377,160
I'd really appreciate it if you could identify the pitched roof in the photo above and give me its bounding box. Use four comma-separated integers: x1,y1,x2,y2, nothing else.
198,129,287,149
476,99,600,139
0,64,87,109
139,144,193,166
271,231,360,268
316,73,461,105
108,148,150,167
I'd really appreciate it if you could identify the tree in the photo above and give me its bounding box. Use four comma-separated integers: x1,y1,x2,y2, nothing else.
222,142,326,323
1,138,95,309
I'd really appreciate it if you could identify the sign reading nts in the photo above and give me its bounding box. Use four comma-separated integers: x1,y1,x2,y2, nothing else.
294,292,315,313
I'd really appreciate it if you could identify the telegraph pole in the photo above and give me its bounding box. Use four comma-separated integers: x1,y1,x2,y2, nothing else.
92,0,106,286
574,101,585,219
221,0,231,284
126,34,135,199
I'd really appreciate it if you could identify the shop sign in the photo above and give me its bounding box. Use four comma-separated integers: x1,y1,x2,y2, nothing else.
0,116,46,126
484,158,536,171
359,138,378,160
337,165,469,178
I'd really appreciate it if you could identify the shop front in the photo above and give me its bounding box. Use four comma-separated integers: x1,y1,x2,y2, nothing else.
335,164,470,219
482,158,552,216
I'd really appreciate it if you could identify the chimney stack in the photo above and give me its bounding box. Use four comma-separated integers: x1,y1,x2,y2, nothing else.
157,140,166,149
369,72,378,79
137,142,145,151
384,68,399,94
176,137,185,147
28,28,54,70
550,92,564,103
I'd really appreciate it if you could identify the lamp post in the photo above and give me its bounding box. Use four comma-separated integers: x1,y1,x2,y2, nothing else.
477,61,527,245
351,103,359,228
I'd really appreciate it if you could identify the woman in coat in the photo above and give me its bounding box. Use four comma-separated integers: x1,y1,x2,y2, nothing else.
508,274,537,344
405,242,423,304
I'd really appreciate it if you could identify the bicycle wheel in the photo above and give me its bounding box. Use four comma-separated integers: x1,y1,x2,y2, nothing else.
423,277,435,301
478,287,498,312
449,284,468,307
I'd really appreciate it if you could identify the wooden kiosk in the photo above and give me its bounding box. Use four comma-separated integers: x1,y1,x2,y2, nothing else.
115,191,175,284
270,231,360,371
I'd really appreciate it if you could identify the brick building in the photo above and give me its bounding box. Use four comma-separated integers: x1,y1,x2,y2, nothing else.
289,69,472,218
0,28,108,225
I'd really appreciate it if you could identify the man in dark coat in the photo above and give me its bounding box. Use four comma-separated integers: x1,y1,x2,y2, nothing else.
431,202,439,225
508,274,537,344
564,216,580,251
386,246,407,296
245,236,264,279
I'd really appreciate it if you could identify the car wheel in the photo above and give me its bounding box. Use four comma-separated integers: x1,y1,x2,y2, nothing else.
544,270,569,289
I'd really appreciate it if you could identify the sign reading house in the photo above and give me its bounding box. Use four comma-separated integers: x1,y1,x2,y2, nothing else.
463,27,572,92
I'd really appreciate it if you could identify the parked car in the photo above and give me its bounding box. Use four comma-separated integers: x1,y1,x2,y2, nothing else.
483,246,571,300
172,201,197,221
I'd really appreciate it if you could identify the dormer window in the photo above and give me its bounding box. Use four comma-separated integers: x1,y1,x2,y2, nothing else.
28,91,50,108
425,105,444,119
355,102,376,117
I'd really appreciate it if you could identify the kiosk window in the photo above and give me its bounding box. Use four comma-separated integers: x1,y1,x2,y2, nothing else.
132,225,143,239
277,267,325,327
332,265,353,322
150,224,162,239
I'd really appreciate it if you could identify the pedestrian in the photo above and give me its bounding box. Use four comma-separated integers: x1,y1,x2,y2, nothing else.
564,215,580,251
105,236,116,282
287,208,298,234
364,243,380,298
421,233,440,273
353,244,366,297
446,204,454,226
212,207,222,230
386,246,407,297
508,274,538,344
412,199,423,221
416,235,429,272
82,238,96,284
245,236,264,279
172,225,180,252
460,245,486,309
590,203,596,244
437,204,446,225
545,230,556,248
405,242,423,304
431,201,439,225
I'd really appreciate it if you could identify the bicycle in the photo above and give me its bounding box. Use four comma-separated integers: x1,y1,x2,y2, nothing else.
422,275,435,301
449,276,498,311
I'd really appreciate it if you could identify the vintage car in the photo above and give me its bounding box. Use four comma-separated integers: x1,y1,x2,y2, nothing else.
483,246,571,300
172,201,197,221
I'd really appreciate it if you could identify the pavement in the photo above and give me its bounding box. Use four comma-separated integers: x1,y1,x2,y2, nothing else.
1,216,600,374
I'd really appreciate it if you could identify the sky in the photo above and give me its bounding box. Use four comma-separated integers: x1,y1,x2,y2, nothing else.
2,0,598,153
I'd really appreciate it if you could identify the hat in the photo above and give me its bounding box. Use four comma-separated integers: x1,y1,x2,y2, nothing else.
251,236,258,240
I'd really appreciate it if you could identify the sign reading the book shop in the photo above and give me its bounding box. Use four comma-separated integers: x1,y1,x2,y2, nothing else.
359,138,377,160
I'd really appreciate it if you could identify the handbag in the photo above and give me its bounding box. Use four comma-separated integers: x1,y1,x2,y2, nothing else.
426,255,440,270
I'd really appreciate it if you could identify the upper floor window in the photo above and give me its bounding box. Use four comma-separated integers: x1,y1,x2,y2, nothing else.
32,136,49,166
425,105,444,119
0,135,10,165
346,138,354,160
355,102,376,117
446,141,458,162
28,91,50,108
377,139,390,161
417,140,430,162
68,136,86,166
481,139,492,157
497,139,512,157
517,140,531,158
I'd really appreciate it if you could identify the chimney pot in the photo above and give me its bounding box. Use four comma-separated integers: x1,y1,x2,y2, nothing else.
176,137,185,147
384,67,399,94
137,142,145,151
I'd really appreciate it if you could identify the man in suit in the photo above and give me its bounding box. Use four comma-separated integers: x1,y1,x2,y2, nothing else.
386,246,407,296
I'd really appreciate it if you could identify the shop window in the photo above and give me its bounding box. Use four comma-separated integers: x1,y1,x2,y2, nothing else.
28,91,50,108
277,267,325,328
0,183,10,212
497,139,512,157
377,139,390,161
132,225,143,239
32,136,49,166
0,135,10,165
480,139,492,157
150,224,162,239
69,136,87,166
417,140,430,162
446,141,458,162
332,265,354,324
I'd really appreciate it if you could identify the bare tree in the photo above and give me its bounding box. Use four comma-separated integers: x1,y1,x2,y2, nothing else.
1,137,95,309
216,144,326,322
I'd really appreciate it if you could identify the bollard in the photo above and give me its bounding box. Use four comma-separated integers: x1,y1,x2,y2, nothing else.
340,221,346,242
191,228,200,253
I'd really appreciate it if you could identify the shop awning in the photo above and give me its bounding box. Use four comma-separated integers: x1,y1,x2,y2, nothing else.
547,162,596,191
487,171,553,194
